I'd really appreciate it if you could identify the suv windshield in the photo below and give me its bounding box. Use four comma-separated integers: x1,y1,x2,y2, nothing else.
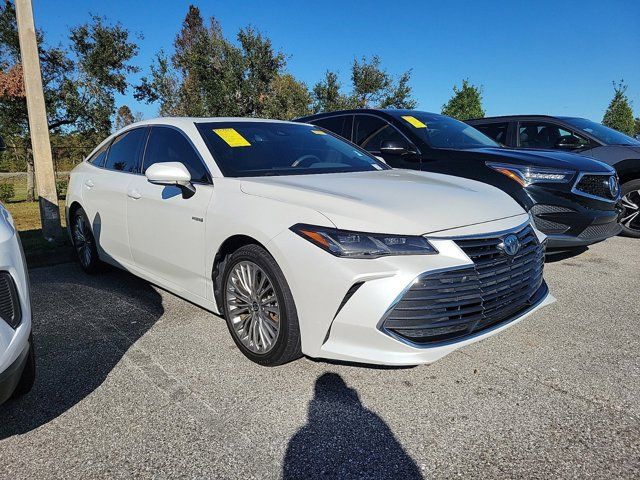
393,112,500,149
560,117,640,146
197,122,389,177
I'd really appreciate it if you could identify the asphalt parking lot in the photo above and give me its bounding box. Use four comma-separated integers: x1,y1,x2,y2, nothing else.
0,236,638,479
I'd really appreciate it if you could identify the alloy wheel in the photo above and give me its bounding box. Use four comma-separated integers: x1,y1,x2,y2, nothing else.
620,189,640,232
225,261,281,354
73,214,93,268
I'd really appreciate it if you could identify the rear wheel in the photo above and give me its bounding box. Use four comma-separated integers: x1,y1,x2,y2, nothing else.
222,244,301,366
71,207,101,273
620,179,640,238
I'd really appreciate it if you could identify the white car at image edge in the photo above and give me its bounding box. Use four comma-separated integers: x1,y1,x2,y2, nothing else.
0,202,34,404
66,117,555,366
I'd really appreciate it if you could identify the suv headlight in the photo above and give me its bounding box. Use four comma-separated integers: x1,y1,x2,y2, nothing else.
291,224,438,258
487,162,575,187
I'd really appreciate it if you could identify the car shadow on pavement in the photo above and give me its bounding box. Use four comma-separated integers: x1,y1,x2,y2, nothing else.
545,246,588,263
283,373,422,480
0,263,164,439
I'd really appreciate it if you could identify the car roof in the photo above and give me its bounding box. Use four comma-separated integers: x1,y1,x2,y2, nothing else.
296,109,444,122
466,114,588,123
125,117,303,129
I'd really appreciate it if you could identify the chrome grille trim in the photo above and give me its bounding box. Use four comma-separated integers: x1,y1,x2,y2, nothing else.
380,223,546,345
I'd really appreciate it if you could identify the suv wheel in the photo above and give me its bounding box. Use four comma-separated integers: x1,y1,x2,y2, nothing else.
222,244,302,366
620,179,640,238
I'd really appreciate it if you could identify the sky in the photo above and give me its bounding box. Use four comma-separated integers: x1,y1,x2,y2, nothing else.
31,0,640,122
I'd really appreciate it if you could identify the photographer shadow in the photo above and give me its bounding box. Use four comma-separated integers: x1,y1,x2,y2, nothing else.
283,373,422,480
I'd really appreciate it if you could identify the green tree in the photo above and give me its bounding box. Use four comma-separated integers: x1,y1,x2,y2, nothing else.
635,117,640,137
0,1,139,198
379,71,416,109
351,56,416,109
602,81,635,136
263,73,312,120
311,57,416,113
0,2,139,138
311,71,352,113
441,79,485,120
136,5,299,119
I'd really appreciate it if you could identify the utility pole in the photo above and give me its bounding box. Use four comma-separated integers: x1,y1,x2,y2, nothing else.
14,0,61,241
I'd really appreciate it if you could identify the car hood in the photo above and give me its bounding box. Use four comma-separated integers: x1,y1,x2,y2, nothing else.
239,170,525,235
450,147,613,172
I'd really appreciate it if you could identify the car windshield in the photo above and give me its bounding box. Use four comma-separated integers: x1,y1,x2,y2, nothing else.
560,117,640,146
393,112,500,149
197,121,389,177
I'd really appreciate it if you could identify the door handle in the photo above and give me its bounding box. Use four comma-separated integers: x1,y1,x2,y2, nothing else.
84,179,94,188
127,189,142,200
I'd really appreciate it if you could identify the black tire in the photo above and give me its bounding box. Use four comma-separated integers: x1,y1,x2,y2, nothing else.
222,244,302,366
620,179,640,238
10,336,35,399
71,207,102,273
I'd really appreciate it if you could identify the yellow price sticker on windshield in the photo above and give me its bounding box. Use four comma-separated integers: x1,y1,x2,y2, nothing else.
401,115,427,128
311,130,326,135
213,128,251,147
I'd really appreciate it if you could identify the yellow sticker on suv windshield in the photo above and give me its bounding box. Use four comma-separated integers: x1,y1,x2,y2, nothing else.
401,115,427,128
310,130,326,135
213,128,251,147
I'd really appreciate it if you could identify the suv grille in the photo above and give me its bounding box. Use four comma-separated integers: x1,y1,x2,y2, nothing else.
574,174,616,201
0,271,21,328
382,225,546,344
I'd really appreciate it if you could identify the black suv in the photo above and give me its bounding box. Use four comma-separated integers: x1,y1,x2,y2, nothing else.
296,109,622,248
467,115,640,237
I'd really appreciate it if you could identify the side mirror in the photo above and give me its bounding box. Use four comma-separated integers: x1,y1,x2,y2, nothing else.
379,139,416,156
145,162,195,195
555,136,581,149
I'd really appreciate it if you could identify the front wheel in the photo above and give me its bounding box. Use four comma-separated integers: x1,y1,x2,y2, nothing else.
620,179,640,238
222,244,302,366
71,207,102,273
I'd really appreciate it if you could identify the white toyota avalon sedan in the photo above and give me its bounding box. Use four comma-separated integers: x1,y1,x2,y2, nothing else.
66,118,555,366
0,202,34,404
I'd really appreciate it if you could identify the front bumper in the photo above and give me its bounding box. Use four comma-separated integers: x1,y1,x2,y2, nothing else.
0,212,33,401
525,184,622,249
267,214,554,366
0,339,29,404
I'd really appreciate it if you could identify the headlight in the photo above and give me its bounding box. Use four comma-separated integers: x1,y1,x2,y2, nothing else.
487,162,575,187
290,224,438,258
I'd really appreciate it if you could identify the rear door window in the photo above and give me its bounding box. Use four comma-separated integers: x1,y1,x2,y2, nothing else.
475,123,509,145
312,115,353,140
103,128,148,173
87,142,110,167
518,122,589,149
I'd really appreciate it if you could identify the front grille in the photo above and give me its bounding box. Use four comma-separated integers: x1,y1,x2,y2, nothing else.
0,272,21,328
574,174,616,201
578,221,622,240
382,224,546,344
